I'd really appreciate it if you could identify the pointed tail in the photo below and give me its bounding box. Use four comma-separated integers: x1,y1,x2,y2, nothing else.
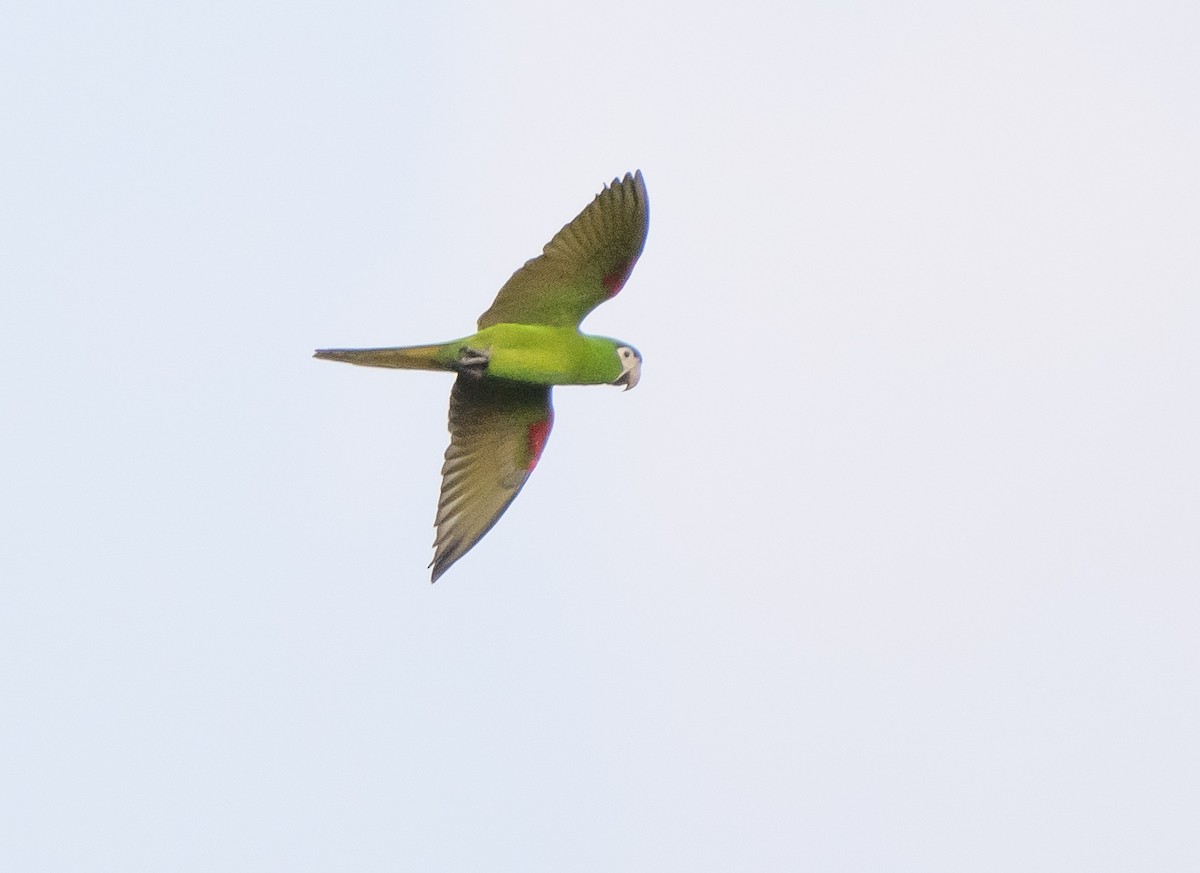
313,343,454,371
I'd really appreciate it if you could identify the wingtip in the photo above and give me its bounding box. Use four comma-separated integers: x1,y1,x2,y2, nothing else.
614,169,644,188
429,553,452,583
613,170,647,209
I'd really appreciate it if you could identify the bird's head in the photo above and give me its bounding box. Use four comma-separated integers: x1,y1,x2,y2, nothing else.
612,345,642,391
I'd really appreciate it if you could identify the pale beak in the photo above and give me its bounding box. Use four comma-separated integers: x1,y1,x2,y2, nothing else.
613,359,641,391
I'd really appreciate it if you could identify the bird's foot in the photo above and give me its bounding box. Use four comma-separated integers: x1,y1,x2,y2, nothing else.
454,347,491,379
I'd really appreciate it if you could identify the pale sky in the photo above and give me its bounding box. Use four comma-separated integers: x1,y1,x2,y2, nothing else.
3,1,1199,870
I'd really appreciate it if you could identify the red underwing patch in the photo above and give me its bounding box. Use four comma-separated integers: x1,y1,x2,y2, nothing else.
526,414,554,470
602,257,638,298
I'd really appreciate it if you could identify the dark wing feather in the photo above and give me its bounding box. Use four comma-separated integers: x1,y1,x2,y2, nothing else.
476,171,648,329
430,377,554,582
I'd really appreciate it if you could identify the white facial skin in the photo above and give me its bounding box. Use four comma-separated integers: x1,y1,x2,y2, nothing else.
614,345,642,391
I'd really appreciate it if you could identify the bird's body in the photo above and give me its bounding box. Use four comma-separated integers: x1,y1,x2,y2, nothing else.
316,171,649,581
316,324,629,386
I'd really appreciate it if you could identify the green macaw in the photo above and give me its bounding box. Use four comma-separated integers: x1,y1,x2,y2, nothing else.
316,171,648,581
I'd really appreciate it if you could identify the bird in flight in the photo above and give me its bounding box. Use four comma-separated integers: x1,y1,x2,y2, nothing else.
316,171,649,581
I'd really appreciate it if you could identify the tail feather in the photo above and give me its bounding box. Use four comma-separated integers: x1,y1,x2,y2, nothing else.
313,343,453,371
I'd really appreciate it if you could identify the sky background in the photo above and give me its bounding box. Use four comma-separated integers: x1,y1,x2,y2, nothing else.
3,1,1199,870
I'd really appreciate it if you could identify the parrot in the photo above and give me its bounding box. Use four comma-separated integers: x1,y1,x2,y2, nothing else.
315,171,648,582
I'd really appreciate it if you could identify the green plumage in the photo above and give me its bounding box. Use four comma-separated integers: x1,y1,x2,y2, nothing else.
315,171,649,581
315,326,627,385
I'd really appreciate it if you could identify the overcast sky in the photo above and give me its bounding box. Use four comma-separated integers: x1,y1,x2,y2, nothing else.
3,1,1198,870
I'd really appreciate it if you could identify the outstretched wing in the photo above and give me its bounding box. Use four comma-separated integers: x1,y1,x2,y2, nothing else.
477,171,649,329
430,376,554,582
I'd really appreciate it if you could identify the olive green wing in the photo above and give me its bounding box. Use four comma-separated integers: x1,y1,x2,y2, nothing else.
430,376,555,582
477,171,649,329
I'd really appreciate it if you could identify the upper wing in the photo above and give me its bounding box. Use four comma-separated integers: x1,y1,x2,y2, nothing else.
477,171,649,329
430,376,554,582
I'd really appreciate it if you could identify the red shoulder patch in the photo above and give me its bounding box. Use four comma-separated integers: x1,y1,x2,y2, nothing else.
526,414,554,471
602,257,638,298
